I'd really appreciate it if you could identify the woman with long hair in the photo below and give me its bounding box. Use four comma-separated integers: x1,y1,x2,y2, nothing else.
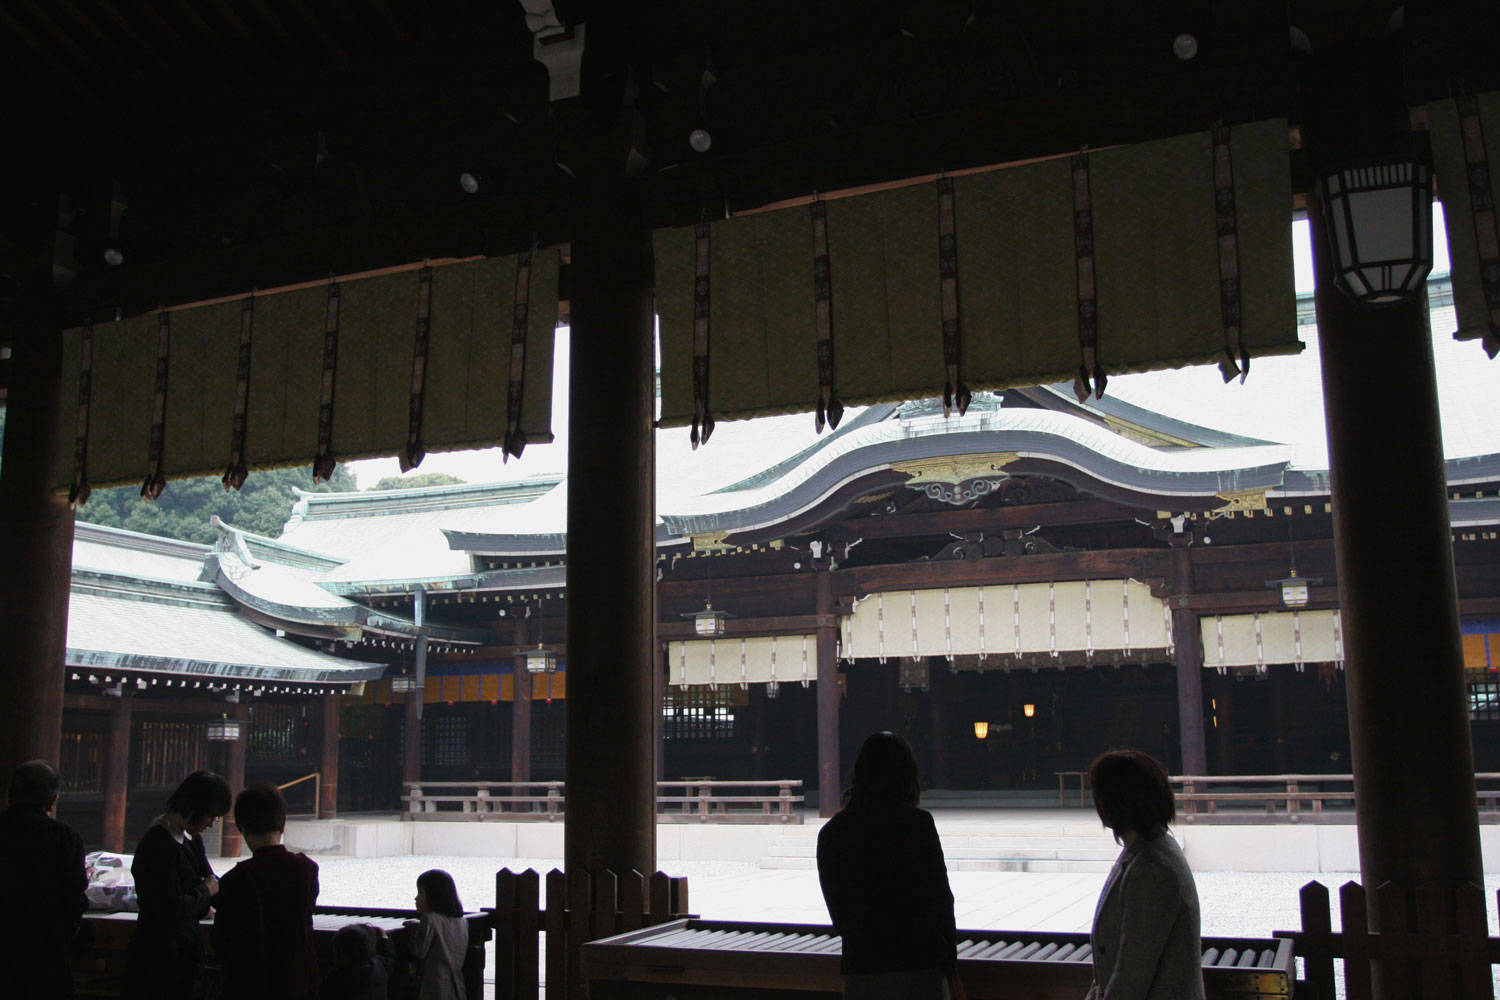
1085,750,1206,1000
816,731,957,999
402,869,468,1000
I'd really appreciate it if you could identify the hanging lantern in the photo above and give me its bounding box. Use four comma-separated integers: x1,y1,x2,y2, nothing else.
1269,571,1313,608
684,603,730,637
389,674,420,693
525,645,558,674
973,721,990,740
1316,156,1433,305
1023,703,1036,718
204,714,243,741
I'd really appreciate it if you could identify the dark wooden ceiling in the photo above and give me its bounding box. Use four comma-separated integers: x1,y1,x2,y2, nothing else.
0,1,1497,346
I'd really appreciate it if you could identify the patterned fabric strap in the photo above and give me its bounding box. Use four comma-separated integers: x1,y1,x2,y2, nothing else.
1457,95,1500,358
1071,153,1107,402
223,295,255,491
141,311,171,500
400,267,434,472
1213,125,1250,383
69,322,94,507
810,199,843,433
936,175,971,418
313,281,341,483
503,250,533,461
691,220,715,448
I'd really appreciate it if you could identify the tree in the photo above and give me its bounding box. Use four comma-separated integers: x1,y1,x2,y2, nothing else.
368,472,465,491
76,463,357,544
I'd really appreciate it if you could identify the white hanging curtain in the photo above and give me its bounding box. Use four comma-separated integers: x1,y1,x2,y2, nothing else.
1202,610,1345,670
844,580,1170,661
668,634,818,688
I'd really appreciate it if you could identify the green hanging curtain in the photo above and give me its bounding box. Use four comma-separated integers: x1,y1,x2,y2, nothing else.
655,118,1298,430
55,251,559,493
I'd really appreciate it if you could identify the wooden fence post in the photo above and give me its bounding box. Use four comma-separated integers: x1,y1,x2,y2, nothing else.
1300,881,1336,1000
567,869,591,998
544,870,566,1000
621,870,645,934
495,870,516,1000
516,870,540,1000
1377,881,1413,1000
1458,884,1493,1000
1340,881,1372,1000
594,869,619,942
1415,883,1453,1000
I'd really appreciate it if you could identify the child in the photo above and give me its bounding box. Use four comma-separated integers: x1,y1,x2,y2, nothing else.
210,783,321,1000
403,869,468,1000
321,923,396,1000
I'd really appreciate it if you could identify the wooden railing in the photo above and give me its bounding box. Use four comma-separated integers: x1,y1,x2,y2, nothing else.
1171,773,1500,822
402,780,804,824
278,771,322,819
493,867,690,999
1277,880,1498,1000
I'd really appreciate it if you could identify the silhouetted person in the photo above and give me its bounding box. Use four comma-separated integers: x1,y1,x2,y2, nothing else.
321,923,396,1000
0,759,88,999
402,868,468,1000
1086,750,1206,1000
212,782,321,999
123,770,231,999
817,731,957,999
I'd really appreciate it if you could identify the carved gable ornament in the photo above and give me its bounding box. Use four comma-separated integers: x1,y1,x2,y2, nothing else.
892,452,1020,506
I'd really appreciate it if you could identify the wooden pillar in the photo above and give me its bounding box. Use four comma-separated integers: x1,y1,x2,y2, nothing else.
816,572,840,817
1304,43,1483,905
1213,674,1235,775
0,322,74,804
102,696,133,853
749,684,768,781
511,634,532,786
319,692,339,819
1268,666,1291,776
928,658,948,789
563,176,657,879
654,648,666,785
402,666,423,787
219,702,248,859
1170,540,1207,775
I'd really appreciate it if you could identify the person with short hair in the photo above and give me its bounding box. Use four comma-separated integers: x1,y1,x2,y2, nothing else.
0,759,88,999
1085,749,1206,1000
402,869,469,1000
321,923,396,1000
211,782,321,999
816,731,958,999
123,770,231,999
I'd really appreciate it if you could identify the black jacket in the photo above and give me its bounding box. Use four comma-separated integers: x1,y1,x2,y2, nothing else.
124,821,216,999
816,801,957,977
211,844,321,1000
0,806,88,999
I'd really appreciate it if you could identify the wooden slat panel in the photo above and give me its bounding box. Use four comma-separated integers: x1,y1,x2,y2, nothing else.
594,868,618,942
648,871,672,927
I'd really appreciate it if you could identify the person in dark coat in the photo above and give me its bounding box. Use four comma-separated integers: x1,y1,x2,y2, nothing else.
123,770,231,1000
817,731,958,1000
0,759,88,999
321,924,396,1000
211,782,321,1000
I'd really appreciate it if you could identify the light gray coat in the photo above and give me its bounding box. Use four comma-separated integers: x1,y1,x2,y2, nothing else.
1085,832,1206,1000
